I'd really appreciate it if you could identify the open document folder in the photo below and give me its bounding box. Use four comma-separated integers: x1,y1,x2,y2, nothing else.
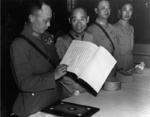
60,40,117,93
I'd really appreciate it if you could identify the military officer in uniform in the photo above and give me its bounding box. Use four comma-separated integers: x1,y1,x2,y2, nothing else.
10,0,67,116
114,2,134,71
55,7,94,98
87,0,118,80
87,0,117,54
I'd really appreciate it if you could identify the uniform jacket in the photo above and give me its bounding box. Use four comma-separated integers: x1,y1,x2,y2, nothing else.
55,30,94,95
10,24,61,117
113,20,134,71
87,18,117,54
87,19,118,81
55,30,94,59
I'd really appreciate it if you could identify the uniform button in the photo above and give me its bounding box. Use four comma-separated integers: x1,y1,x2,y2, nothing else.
32,93,34,96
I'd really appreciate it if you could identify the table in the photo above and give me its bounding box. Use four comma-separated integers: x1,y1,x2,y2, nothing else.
30,68,150,117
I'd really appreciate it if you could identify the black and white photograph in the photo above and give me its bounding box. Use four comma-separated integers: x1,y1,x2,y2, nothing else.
1,0,150,117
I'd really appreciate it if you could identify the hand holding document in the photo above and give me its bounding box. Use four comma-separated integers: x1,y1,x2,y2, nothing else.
60,40,117,93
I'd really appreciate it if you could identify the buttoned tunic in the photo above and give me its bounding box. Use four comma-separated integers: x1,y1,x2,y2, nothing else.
114,20,134,71
55,30,94,59
87,19,117,54
55,30,94,97
10,24,60,117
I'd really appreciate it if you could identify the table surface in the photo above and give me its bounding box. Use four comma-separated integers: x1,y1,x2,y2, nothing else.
30,68,150,117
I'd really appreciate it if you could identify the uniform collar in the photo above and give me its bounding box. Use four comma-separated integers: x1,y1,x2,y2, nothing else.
96,18,108,28
70,30,85,40
119,19,129,27
22,23,42,40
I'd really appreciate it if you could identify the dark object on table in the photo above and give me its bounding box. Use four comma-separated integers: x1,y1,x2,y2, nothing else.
42,101,100,117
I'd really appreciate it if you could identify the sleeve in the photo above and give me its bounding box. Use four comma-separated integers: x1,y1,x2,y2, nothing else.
131,25,134,34
55,37,67,59
10,39,56,92
90,34,94,44
130,25,134,50
85,32,95,44
111,25,120,59
87,25,98,45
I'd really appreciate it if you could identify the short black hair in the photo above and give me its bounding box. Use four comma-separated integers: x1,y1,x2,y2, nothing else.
70,7,88,19
26,0,49,16
95,0,110,8
22,0,50,22
119,1,133,10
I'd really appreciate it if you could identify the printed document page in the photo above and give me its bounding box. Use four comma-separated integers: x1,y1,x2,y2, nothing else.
60,40,98,77
79,46,117,93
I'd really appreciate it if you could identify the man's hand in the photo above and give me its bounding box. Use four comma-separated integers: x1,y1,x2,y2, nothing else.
54,64,68,80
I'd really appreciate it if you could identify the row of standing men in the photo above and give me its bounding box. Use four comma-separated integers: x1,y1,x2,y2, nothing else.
10,0,134,116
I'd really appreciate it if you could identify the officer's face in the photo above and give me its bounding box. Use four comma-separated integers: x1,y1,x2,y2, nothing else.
121,4,133,21
31,4,52,34
95,0,111,20
70,9,89,34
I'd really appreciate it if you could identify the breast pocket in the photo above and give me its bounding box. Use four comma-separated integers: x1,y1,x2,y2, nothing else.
99,36,111,46
30,50,50,72
117,35,125,45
